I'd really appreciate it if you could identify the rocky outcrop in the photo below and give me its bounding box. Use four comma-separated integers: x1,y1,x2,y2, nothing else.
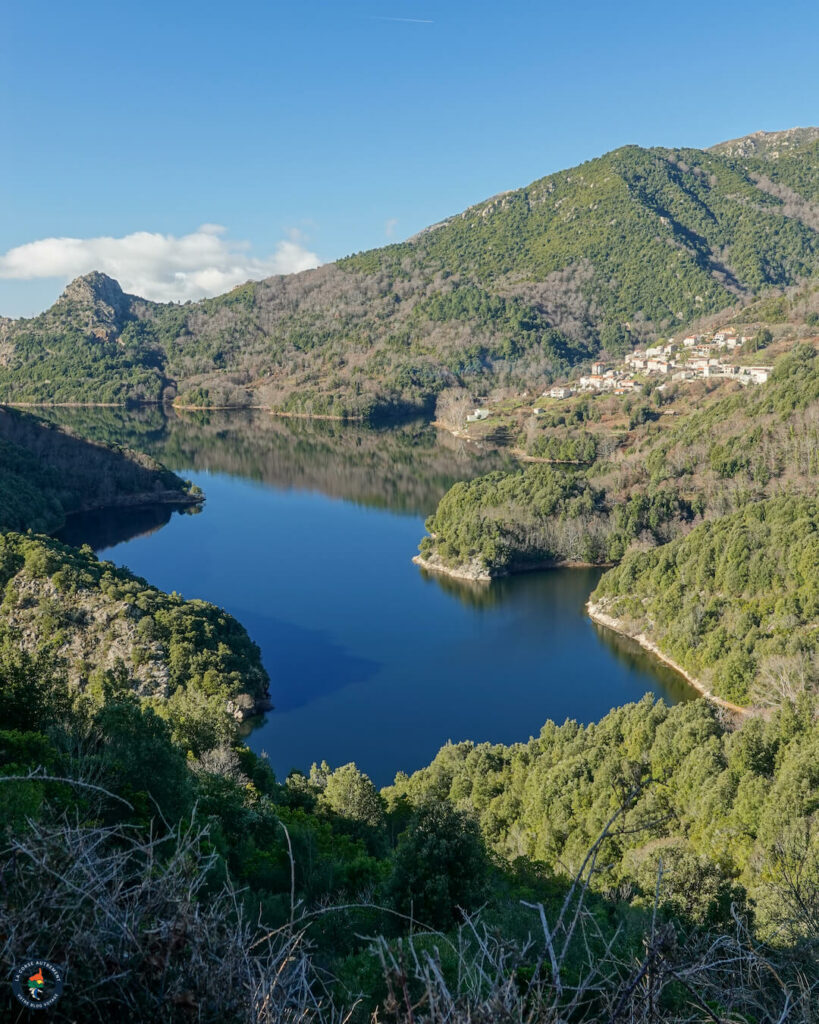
227,692,274,721
709,126,819,159
412,553,493,582
413,552,612,583
5,573,173,699
57,272,135,340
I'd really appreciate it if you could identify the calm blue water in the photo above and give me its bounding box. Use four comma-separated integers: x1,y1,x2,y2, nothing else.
55,413,693,787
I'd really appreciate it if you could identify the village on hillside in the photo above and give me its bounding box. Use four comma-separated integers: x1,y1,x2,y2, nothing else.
541,326,773,404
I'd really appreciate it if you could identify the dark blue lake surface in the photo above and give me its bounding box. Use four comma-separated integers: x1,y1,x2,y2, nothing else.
55,410,693,787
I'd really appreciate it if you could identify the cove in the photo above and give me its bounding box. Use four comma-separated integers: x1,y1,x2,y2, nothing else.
52,409,694,787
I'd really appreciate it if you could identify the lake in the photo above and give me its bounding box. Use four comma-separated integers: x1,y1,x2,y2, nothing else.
53,408,694,787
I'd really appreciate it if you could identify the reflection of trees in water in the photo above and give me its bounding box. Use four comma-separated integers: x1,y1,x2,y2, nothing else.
56,504,195,551
422,564,604,614
40,408,516,518
417,570,501,610
591,623,697,704
420,563,699,703
34,404,170,446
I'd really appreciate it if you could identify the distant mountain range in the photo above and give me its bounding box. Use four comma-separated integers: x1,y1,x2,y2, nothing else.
2,127,818,419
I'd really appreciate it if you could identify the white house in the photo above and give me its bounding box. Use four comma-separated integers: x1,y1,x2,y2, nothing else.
549,386,573,399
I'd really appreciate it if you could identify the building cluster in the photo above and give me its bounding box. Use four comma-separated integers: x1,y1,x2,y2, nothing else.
543,327,773,401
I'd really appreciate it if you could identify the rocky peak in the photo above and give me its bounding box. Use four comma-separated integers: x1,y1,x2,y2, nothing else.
55,272,133,337
59,271,128,311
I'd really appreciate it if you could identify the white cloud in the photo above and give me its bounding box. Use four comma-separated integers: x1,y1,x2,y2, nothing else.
0,225,322,303
385,217,399,239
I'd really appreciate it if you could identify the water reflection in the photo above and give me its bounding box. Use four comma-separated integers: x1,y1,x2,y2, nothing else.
417,570,498,609
42,407,515,545
591,624,695,706
57,503,201,551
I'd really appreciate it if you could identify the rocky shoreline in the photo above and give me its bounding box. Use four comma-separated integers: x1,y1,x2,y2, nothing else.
74,489,204,514
413,552,613,583
586,600,751,717
227,691,274,721
413,552,493,582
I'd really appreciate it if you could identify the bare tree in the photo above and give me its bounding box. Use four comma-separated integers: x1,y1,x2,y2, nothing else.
434,388,473,431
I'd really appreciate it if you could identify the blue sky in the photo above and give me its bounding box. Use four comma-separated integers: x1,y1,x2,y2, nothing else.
2,0,818,316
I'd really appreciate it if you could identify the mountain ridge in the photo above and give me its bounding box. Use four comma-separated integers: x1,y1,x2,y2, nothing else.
2,129,819,417
709,125,819,158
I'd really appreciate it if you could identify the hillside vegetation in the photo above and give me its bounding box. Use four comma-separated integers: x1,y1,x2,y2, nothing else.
4,127,819,1019
386,693,819,940
5,650,819,1019
2,130,819,417
0,406,199,533
591,496,819,705
0,532,270,746
421,340,819,571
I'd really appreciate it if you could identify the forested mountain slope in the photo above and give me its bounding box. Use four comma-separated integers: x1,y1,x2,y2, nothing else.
0,406,200,533
11,640,819,1020
2,129,819,417
418,333,819,707
386,692,819,942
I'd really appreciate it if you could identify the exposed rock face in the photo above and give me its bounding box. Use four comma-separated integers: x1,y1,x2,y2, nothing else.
412,552,493,582
57,272,134,337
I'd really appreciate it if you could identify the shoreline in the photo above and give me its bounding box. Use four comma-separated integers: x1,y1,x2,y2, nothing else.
72,490,204,515
413,552,613,583
172,402,261,412
413,553,492,582
586,600,751,717
3,399,370,422
269,409,365,422
3,401,145,408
